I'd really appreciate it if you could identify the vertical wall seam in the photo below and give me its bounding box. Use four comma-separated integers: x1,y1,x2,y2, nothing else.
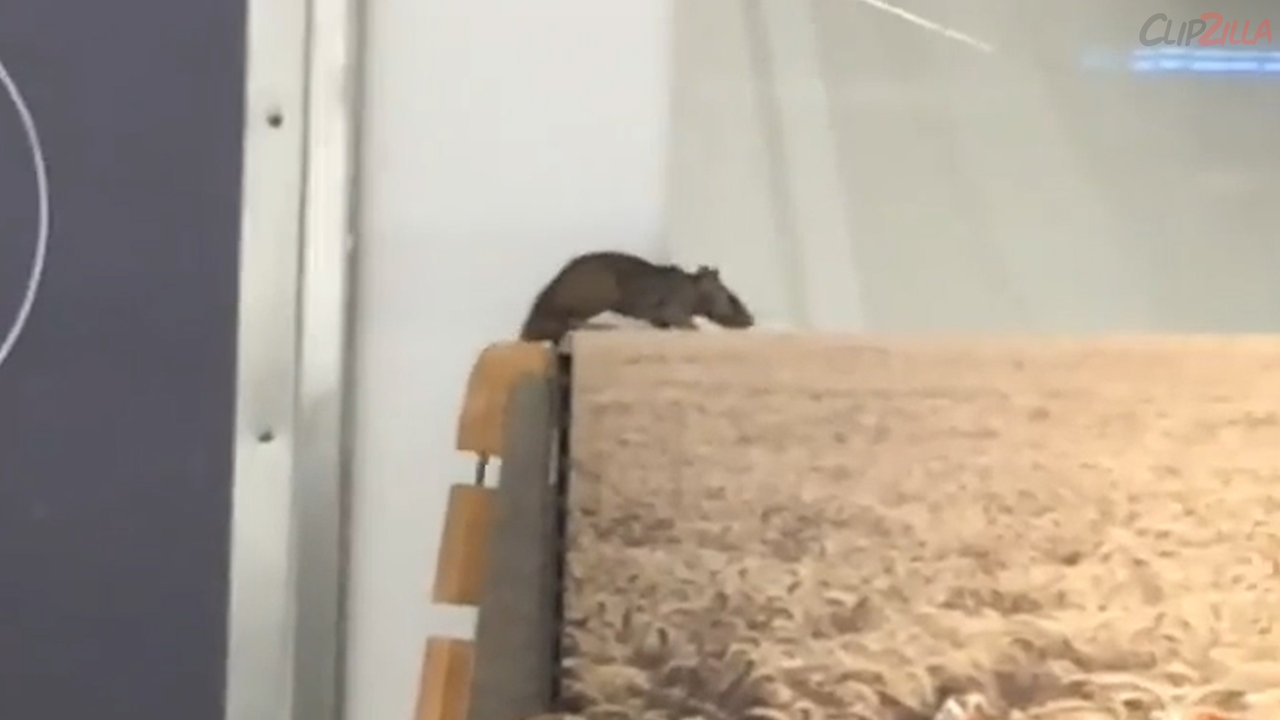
740,0,809,327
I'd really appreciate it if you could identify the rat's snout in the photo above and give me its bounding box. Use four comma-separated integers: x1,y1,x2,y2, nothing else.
697,276,756,328
723,302,755,328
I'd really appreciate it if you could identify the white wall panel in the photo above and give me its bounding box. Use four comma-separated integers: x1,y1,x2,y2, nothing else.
751,0,866,331
348,2,670,718
671,0,1280,333
667,0,799,326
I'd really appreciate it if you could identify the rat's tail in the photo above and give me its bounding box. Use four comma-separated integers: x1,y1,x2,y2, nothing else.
519,313,572,343
518,290,573,343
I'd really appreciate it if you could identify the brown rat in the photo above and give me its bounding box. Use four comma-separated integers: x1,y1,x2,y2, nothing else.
518,251,755,343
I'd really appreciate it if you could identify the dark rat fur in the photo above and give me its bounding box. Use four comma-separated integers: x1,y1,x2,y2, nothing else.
519,251,755,343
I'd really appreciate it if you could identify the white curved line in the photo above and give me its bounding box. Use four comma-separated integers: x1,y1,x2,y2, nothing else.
0,55,50,371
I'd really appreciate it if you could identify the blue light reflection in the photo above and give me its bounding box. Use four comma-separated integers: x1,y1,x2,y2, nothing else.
1081,46,1280,75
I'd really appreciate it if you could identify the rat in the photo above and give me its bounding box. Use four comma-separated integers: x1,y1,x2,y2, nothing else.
518,251,755,343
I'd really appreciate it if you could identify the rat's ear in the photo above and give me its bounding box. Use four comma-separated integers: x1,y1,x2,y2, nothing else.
695,265,719,278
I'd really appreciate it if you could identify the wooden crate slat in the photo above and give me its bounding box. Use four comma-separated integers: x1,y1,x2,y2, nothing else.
413,638,475,720
431,484,497,605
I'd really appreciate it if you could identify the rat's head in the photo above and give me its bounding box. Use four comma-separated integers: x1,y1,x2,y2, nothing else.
691,265,755,329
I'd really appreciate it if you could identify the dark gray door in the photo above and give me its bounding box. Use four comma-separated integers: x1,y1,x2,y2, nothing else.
0,0,246,717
